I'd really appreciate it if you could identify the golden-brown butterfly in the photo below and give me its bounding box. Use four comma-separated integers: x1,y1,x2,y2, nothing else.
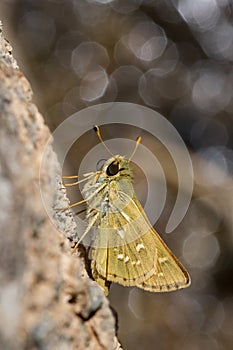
61,126,190,295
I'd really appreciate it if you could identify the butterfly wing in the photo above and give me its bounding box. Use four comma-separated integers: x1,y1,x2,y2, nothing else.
91,192,160,286
138,226,190,292
91,193,190,292
91,266,111,296
129,196,190,291
91,209,158,286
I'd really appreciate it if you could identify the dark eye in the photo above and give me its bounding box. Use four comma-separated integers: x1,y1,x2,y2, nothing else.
106,162,119,176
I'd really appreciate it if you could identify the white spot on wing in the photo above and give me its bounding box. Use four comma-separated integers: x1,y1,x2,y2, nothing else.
117,254,124,260
118,229,125,239
120,211,130,222
159,257,168,263
136,243,145,252
124,256,129,263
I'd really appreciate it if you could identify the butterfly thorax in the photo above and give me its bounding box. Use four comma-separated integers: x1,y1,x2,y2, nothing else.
82,156,134,217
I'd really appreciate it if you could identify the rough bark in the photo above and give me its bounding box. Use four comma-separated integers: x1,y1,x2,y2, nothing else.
0,22,122,350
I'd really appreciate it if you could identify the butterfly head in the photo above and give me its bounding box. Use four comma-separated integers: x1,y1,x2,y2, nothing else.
93,125,140,181
101,156,133,179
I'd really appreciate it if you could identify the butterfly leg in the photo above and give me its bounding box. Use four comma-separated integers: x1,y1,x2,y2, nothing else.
72,212,100,254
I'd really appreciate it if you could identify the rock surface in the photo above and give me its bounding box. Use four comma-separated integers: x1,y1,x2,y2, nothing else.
0,21,122,350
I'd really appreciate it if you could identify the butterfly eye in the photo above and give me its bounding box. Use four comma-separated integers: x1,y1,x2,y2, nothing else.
106,161,119,176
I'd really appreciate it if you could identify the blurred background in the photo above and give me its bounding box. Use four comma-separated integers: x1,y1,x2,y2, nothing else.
0,1,232,349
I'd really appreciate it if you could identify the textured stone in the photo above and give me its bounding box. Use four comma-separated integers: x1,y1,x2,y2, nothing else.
0,21,121,350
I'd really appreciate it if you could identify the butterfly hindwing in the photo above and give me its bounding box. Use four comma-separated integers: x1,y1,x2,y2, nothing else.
91,203,158,286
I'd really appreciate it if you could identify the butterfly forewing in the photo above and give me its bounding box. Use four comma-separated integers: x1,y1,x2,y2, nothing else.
138,226,190,291
127,196,191,291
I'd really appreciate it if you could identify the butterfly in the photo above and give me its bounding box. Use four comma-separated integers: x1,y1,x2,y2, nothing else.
61,126,190,295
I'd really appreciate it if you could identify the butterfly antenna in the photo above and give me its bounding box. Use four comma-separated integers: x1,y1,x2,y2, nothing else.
94,125,114,156
129,136,141,161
